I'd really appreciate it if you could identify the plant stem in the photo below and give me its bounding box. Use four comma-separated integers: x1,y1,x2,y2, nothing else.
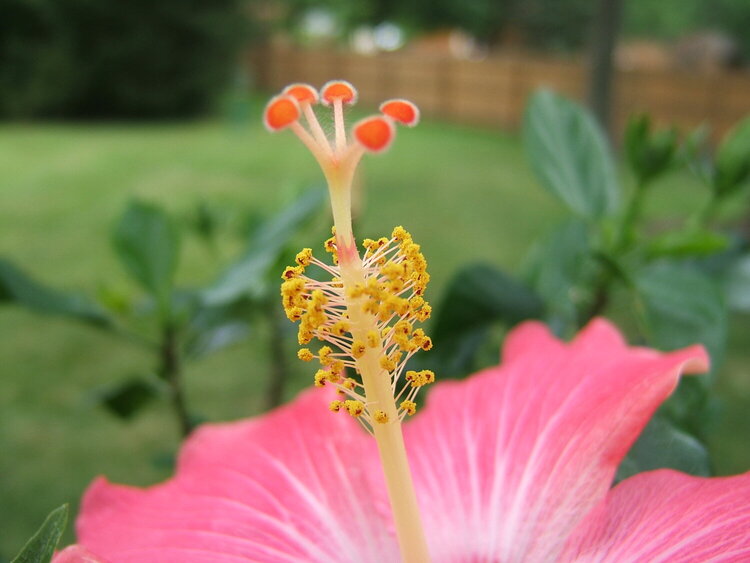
160,324,192,437
266,302,290,409
327,168,431,563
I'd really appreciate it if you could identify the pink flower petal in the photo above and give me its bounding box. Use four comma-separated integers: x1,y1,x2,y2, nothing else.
53,545,109,563
77,389,397,562
563,469,750,562
405,319,709,561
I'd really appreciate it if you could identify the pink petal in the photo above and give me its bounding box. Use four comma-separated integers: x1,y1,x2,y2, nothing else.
76,389,397,562
563,469,750,562
53,545,109,563
405,318,709,562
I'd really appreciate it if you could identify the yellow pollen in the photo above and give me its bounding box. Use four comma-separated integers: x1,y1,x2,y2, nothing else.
366,330,379,348
329,400,344,412
374,410,389,424
295,248,313,266
314,370,329,387
400,400,417,416
344,400,365,417
297,348,313,361
351,340,367,359
282,265,303,280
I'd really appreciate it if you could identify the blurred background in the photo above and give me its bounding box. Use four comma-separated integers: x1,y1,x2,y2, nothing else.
2,0,750,556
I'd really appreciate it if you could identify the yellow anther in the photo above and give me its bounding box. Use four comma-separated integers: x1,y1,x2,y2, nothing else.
342,377,357,390
421,337,433,351
394,320,412,336
330,360,345,374
380,356,396,371
382,326,392,338
331,320,350,336
374,410,389,424
412,328,426,346
329,400,344,412
377,237,389,247
282,265,304,280
295,248,313,267
351,340,366,359
286,306,304,322
416,304,432,321
409,296,425,310
422,370,435,384
298,326,313,345
348,284,365,299
400,400,417,416
392,225,410,241
314,370,329,387
362,298,379,315
344,400,365,417
366,330,379,348
363,238,379,252
297,348,314,361
318,346,333,364
388,278,405,294
380,262,405,280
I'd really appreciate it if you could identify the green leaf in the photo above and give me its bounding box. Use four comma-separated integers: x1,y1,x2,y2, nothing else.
523,89,620,218
713,115,750,197
11,504,68,563
616,415,712,483
523,219,595,334
726,254,750,312
429,263,544,376
112,201,180,312
203,186,326,306
646,229,730,259
184,304,251,359
93,377,161,419
625,113,678,186
634,262,727,374
0,258,111,327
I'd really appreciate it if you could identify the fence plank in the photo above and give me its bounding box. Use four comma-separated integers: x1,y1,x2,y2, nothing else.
250,45,750,141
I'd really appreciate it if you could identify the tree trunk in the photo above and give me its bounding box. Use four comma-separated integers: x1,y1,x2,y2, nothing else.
588,0,624,139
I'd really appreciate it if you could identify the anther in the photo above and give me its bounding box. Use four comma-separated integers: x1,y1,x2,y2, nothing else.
354,116,396,153
374,410,389,424
263,95,301,132
320,80,358,106
380,99,420,127
283,83,319,105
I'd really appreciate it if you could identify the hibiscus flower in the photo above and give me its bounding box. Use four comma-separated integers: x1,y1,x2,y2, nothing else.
55,82,750,561
56,318,750,561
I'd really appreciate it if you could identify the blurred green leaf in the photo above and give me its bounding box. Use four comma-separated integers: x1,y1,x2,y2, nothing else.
726,254,750,312
94,377,160,420
203,186,326,305
625,113,678,186
0,258,111,327
11,504,67,563
523,89,620,218
523,219,594,334
430,263,544,376
184,304,251,359
713,115,750,197
647,229,730,259
634,262,727,374
112,201,180,313
616,415,712,483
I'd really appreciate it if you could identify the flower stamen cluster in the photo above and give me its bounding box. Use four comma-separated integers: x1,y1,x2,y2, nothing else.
281,224,434,430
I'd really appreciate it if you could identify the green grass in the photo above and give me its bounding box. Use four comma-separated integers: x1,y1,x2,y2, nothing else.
0,107,749,556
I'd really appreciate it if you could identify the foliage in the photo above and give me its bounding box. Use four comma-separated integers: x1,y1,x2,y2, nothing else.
0,0,250,118
0,188,325,437
431,89,750,478
11,504,67,563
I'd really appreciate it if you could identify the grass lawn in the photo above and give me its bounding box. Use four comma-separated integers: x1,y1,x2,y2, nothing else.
1,104,749,556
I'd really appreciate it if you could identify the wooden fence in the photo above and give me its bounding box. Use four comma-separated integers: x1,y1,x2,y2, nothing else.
247,44,750,141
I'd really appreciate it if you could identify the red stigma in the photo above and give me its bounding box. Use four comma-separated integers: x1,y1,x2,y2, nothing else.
380,99,420,127
264,95,301,132
354,116,395,153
